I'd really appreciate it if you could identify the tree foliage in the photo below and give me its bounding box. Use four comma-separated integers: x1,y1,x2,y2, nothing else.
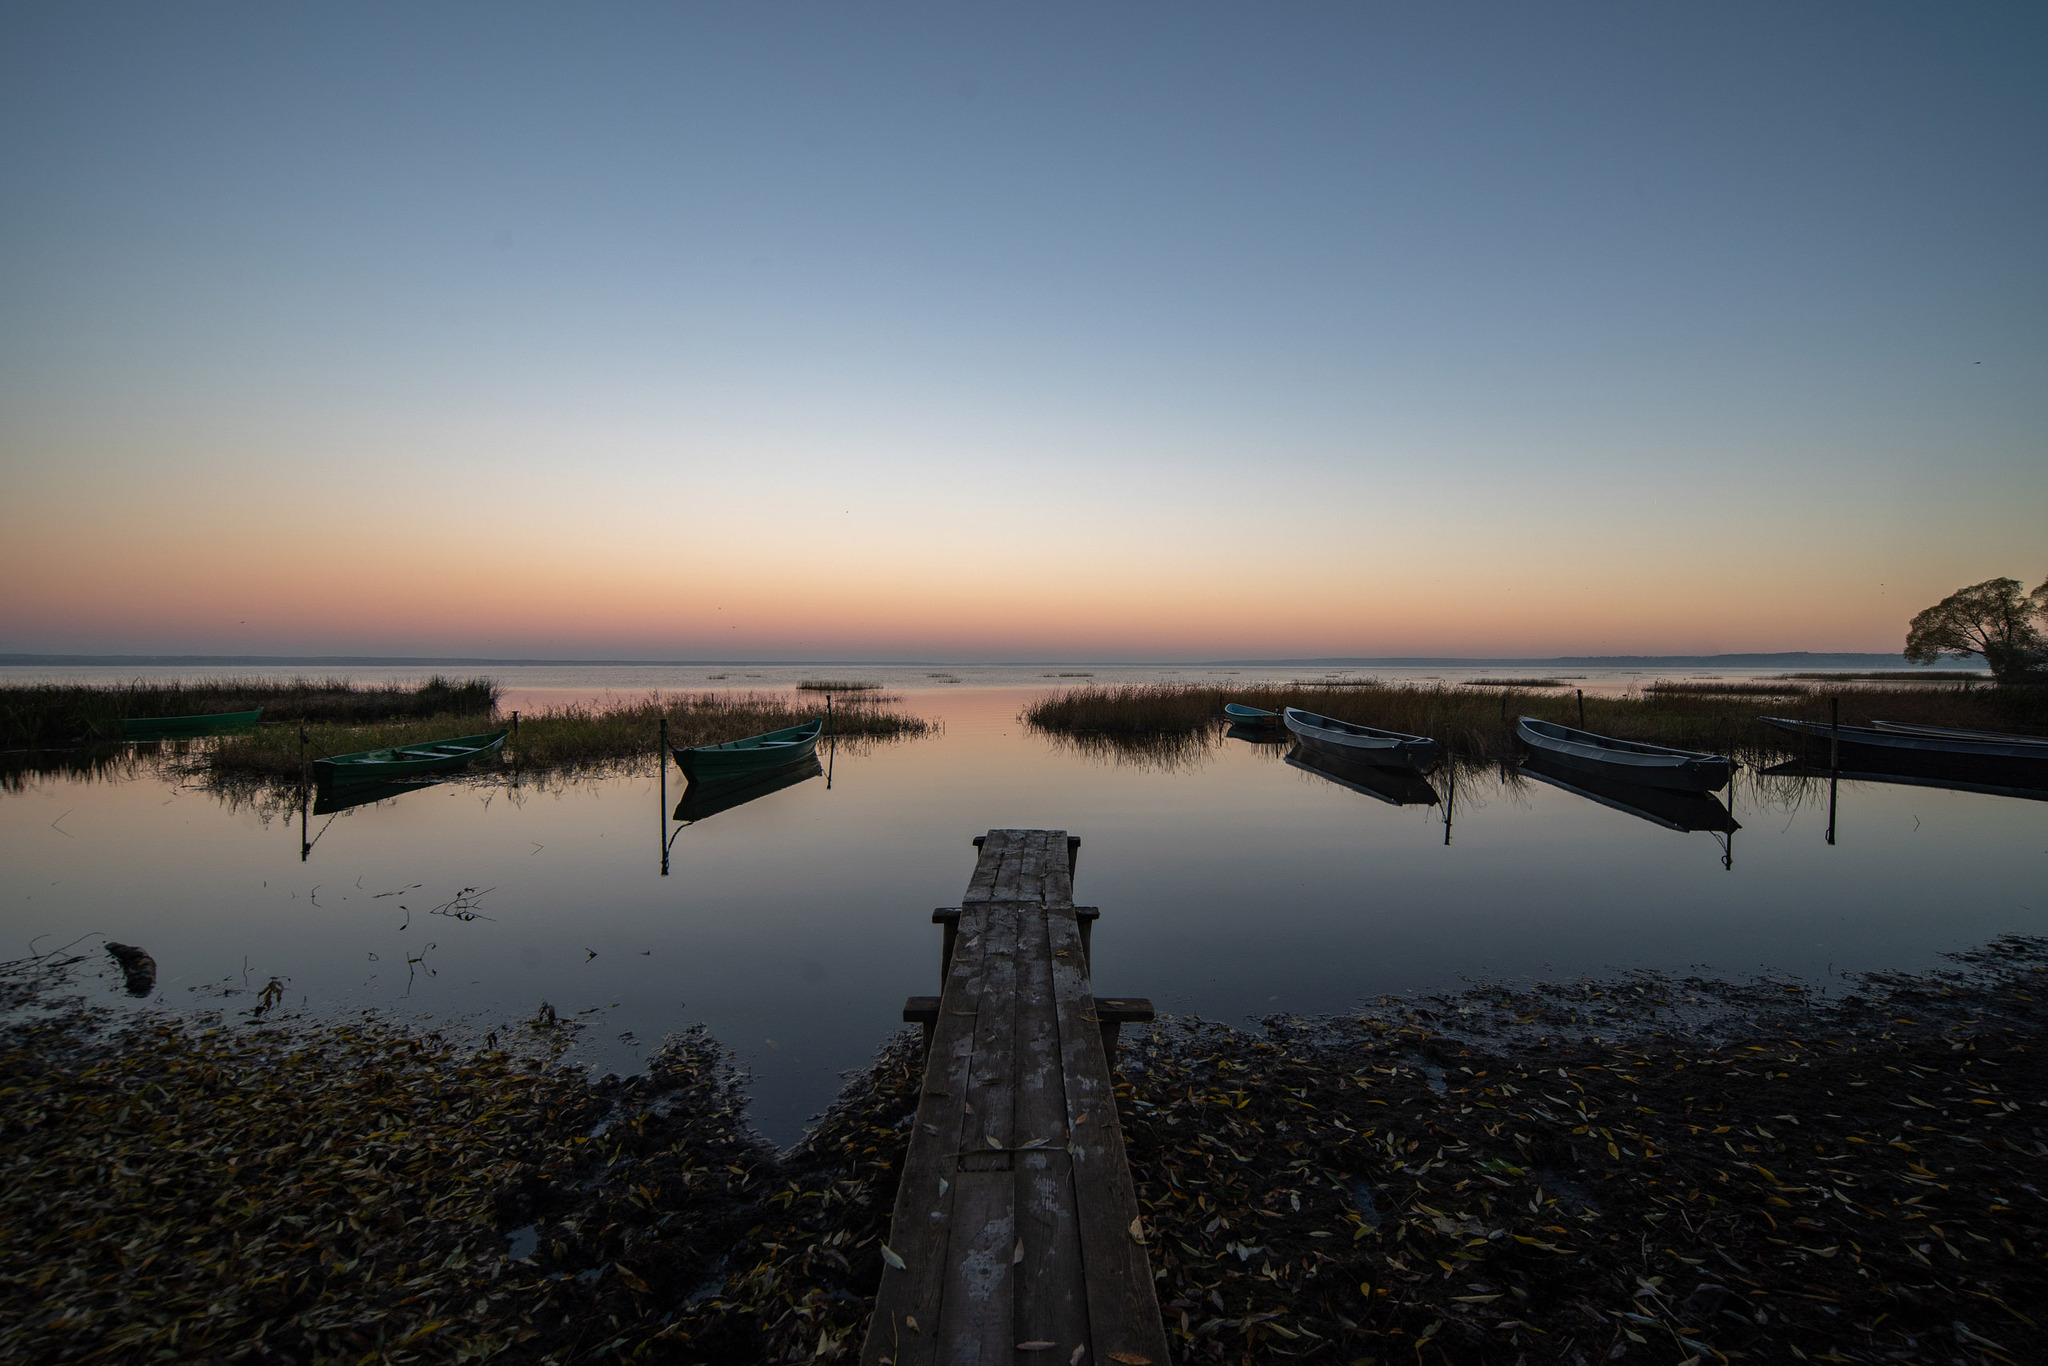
1904,575,2048,680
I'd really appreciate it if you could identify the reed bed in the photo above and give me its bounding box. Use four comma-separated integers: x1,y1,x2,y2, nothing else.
200,689,932,786
796,679,883,692
1642,680,1812,697
0,676,500,749
1026,680,2048,762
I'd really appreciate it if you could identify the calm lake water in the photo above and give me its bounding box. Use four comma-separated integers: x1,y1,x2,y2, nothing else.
4,664,2041,1145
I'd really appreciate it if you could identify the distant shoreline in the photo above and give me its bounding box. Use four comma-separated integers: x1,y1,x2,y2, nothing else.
0,650,1925,669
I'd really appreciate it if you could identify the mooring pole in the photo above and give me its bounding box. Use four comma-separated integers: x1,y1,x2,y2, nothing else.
659,717,669,877
1577,688,1585,729
1442,760,1455,846
512,709,520,738
1829,696,1839,771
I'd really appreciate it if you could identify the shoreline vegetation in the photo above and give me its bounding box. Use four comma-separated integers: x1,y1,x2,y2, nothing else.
0,676,502,750
1025,680,2048,762
5,938,2041,1363
0,681,934,791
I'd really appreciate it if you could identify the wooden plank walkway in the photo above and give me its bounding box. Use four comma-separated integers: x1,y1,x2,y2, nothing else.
862,830,1171,1366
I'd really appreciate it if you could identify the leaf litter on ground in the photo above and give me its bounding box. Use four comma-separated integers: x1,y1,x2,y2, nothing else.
3,936,2043,1363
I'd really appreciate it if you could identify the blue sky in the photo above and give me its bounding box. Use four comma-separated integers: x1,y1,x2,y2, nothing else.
2,3,2042,657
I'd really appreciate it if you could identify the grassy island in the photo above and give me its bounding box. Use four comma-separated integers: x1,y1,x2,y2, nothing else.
1,680,934,791
6,939,2041,1364
1026,680,2048,762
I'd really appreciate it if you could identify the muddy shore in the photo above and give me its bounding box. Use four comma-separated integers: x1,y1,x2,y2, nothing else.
3,940,2042,1364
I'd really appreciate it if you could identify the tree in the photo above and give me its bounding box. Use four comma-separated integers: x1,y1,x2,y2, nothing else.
1903,575,2048,681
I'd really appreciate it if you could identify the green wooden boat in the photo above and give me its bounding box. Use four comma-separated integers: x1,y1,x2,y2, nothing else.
120,707,263,740
313,729,508,787
670,718,823,781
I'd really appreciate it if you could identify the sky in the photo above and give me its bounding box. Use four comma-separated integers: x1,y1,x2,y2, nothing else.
1,3,2042,660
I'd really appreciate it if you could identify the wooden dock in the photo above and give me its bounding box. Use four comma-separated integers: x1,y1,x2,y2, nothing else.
862,830,1172,1366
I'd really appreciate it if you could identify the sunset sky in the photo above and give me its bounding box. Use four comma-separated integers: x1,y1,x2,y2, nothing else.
3,3,2042,660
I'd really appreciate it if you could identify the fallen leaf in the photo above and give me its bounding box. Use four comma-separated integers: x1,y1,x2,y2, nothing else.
880,1243,906,1271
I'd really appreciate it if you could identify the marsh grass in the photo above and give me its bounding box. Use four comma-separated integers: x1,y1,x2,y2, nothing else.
200,689,933,787
1025,680,2048,761
0,676,500,749
1643,680,1812,697
1461,677,1566,687
1783,670,1991,681
796,679,882,692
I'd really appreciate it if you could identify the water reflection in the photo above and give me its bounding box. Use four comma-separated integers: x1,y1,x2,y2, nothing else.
1041,729,1216,772
1519,756,1739,868
1760,759,2048,806
1285,746,1441,807
672,758,824,827
7,684,2047,1148
1223,722,1288,747
312,776,455,816
0,744,143,793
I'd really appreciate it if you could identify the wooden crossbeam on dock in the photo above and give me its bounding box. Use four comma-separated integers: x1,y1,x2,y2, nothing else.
862,830,1171,1366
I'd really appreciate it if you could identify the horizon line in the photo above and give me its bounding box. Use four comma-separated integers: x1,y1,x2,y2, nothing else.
0,651,1941,670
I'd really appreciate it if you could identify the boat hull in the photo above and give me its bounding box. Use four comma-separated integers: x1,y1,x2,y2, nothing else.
1282,708,1443,770
671,719,823,781
313,729,508,787
1517,718,1731,793
1222,703,1279,728
1758,758,2048,803
1761,717,2048,789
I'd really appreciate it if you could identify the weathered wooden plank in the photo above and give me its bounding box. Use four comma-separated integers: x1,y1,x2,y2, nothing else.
1046,908,1172,1366
1013,907,1091,1363
864,905,992,1366
964,830,1008,902
1042,829,1074,906
936,904,1020,1364
990,829,1030,901
866,833,1166,1366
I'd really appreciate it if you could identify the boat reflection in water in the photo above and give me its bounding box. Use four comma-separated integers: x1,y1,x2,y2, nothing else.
662,754,825,874
672,756,824,826
312,776,453,816
1223,722,1289,747
1760,759,2048,805
1285,744,1441,807
1519,756,1739,867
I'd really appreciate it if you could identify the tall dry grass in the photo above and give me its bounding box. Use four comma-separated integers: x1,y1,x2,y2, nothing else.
0,676,499,749
1025,681,2048,761
201,689,932,785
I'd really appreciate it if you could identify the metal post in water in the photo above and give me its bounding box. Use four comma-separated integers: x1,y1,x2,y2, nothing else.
1577,689,1585,729
659,717,669,877
1442,760,1454,846
512,710,520,737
